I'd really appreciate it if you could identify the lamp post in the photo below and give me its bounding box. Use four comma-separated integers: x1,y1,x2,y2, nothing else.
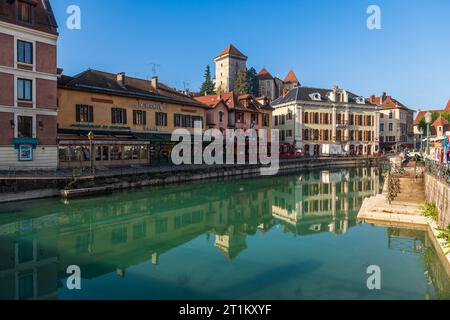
419,128,424,156
425,112,432,159
88,131,95,176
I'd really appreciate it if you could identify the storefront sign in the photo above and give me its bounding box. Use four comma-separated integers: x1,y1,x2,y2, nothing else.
19,145,33,161
134,102,165,110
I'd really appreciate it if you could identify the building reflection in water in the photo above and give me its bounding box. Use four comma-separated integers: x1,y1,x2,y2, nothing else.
0,167,447,299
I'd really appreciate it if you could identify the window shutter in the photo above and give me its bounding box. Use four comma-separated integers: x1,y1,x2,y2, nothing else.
133,110,136,125
76,105,81,122
143,111,147,125
111,109,115,124
89,106,94,122
123,109,127,124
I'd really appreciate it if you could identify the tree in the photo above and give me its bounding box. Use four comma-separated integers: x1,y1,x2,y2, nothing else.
235,69,249,95
200,65,215,95
247,67,259,97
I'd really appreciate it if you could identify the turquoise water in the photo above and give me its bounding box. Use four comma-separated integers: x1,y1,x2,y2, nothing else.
0,167,448,300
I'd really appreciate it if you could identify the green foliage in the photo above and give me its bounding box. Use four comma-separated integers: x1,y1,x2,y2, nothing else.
235,69,250,95
247,67,259,96
422,202,438,222
199,65,215,95
436,225,450,254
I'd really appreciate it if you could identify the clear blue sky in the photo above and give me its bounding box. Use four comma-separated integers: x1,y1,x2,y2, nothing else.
52,0,450,111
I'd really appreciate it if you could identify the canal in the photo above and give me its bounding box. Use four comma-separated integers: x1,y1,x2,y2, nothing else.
0,167,448,300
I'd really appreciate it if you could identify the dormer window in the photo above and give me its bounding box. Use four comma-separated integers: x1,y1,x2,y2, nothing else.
355,97,366,104
17,1,34,24
310,93,322,101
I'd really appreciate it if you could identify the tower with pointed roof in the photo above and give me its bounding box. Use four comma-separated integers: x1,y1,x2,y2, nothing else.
283,70,300,91
214,44,248,93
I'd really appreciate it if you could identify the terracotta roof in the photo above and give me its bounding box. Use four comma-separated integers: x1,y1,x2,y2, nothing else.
215,44,247,60
433,117,449,127
195,93,236,110
58,69,211,109
367,94,412,111
195,92,273,112
0,0,58,35
257,68,273,80
284,70,299,84
446,99,450,111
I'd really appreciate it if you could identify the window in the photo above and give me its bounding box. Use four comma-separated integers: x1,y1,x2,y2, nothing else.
251,113,259,125
274,115,279,126
236,112,244,124
262,114,270,127
389,112,393,119
76,233,91,254
17,40,33,64
17,116,33,138
389,123,393,131
219,111,224,123
133,110,146,125
155,219,168,234
18,78,32,101
111,108,127,124
76,105,94,123
18,273,34,300
156,112,167,126
18,238,34,263
112,227,127,245
304,112,309,124
17,1,33,24
287,111,293,120
133,223,147,240
380,123,384,132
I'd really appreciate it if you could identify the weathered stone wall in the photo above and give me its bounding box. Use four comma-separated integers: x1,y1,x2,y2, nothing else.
425,173,450,227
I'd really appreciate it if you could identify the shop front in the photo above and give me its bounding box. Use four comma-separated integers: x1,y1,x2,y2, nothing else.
58,135,150,169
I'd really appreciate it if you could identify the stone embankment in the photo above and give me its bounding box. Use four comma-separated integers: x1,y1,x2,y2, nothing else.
0,156,381,203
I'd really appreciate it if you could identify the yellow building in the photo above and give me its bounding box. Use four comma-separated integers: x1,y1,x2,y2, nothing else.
57,69,211,167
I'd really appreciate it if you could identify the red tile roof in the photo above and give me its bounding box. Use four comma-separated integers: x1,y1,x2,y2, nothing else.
284,70,299,84
257,68,273,80
215,44,247,60
446,99,450,111
195,92,272,112
367,94,411,111
433,117,449,127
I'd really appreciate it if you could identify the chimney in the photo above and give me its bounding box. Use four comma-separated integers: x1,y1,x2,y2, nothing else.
151,76,158,90
380,91,386,104
116,72,126,87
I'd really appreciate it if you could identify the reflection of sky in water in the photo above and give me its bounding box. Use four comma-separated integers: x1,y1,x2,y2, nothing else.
0,168,448,300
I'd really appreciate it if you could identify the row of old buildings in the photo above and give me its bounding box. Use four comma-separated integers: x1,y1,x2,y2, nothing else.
1,0,445,171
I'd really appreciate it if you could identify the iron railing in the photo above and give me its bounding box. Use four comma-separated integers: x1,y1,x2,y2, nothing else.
425,159,450,186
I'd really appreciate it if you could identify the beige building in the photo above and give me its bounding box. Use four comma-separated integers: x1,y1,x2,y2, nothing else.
271,86,380,156
368,93,415,151
214,44,247,93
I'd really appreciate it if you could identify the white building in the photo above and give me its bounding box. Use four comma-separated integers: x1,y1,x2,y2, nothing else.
271,86,380,156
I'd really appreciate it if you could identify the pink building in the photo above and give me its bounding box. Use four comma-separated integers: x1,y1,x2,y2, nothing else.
0,0,58,170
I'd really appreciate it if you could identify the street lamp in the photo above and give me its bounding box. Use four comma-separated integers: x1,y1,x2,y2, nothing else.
425,112,432,159
419,128,424,155
87,131,95,176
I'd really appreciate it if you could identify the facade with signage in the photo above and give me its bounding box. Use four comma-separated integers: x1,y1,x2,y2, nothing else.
57,69,211,167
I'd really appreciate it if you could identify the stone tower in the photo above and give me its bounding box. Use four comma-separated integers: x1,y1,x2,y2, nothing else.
214,44,248,93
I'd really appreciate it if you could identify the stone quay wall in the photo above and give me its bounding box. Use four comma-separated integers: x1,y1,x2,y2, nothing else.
425,173,450,227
